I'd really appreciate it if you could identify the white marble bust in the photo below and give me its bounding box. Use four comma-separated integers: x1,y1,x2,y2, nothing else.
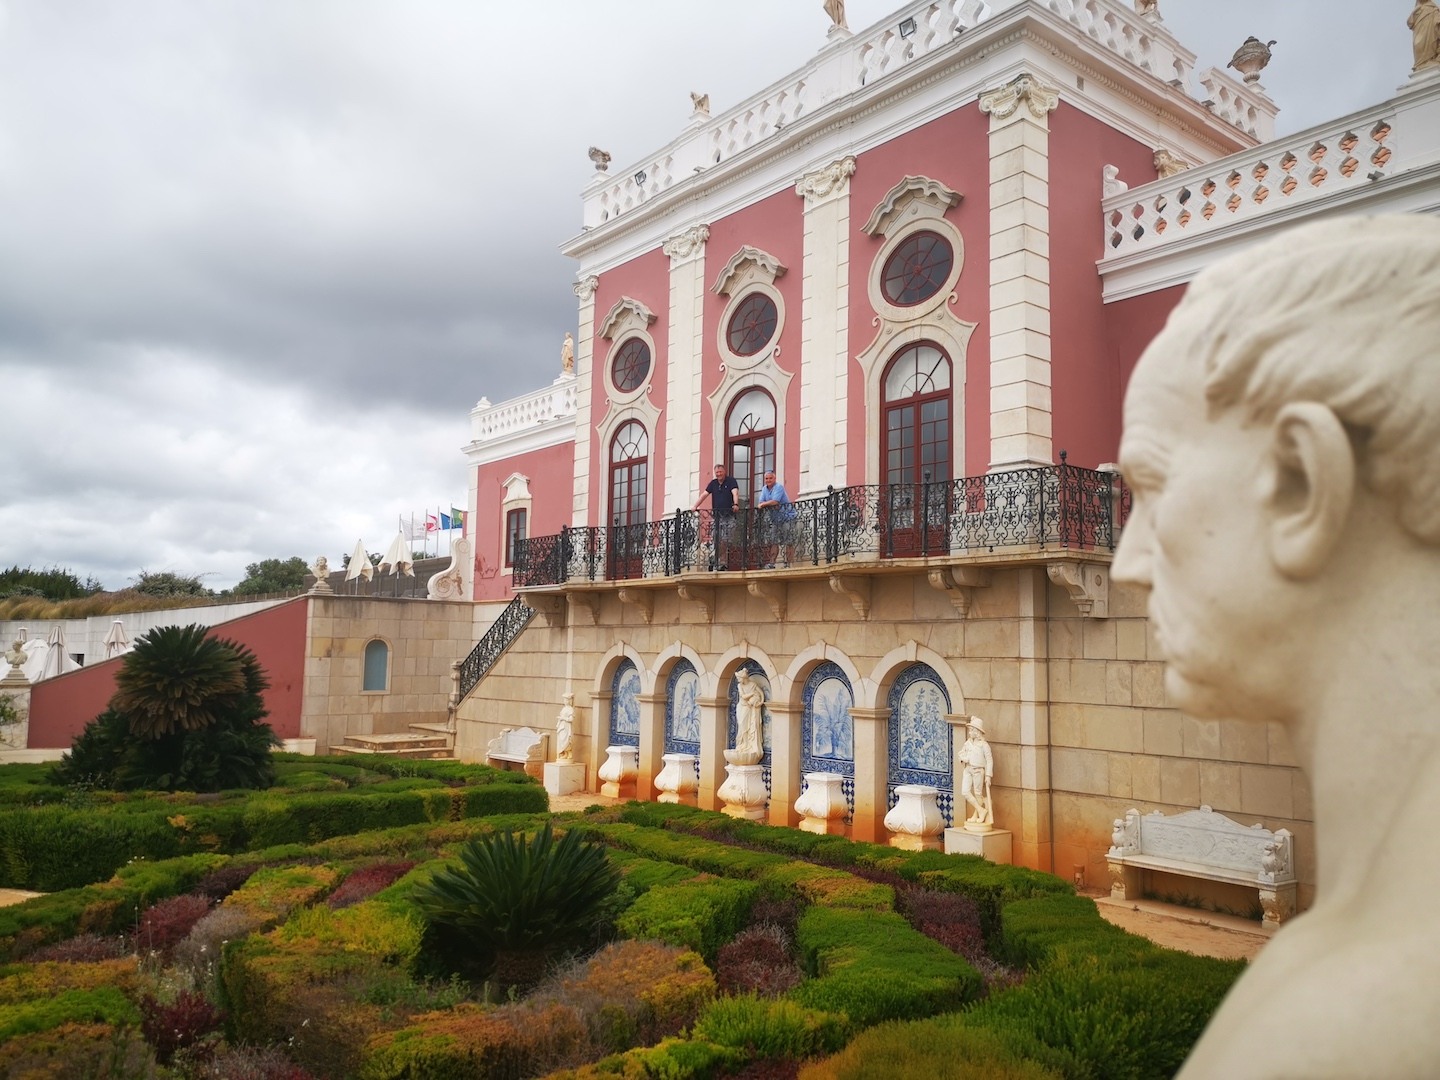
1115,215,1440,1078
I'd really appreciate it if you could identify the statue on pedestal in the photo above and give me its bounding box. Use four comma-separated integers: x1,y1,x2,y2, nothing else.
1410,0,1440,71
555,692,575,763
733,670,764,761
958,716,994,831
823,0,847,31
561,333,574,375
1114,216,1440,1077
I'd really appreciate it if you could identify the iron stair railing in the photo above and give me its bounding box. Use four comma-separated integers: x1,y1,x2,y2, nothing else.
454,595,537,705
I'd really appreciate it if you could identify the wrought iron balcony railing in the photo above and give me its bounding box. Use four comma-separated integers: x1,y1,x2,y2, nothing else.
513,462,1129,588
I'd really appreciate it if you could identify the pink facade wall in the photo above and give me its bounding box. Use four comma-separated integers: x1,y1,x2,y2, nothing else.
847,104,992,483
699,188,805,497
1047,104,1160,467
473,439,578,601
587,248,670,526
27,598,310,749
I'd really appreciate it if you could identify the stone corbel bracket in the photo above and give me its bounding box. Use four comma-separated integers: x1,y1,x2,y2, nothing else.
568,592,600,625
676,583,715,621
1046,561,1110,619
828,574,871,620
747,579,787,621
616,588,654,624
927,567,991,617
527,593,568,628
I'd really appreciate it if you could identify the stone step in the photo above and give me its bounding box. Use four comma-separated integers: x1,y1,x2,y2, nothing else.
333,732,454,760
407,722,454,737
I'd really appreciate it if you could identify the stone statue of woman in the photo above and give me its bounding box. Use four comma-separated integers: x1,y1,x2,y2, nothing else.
823,0,847,31
1410,0,1440,72
555,692,575,762
733,670,765,760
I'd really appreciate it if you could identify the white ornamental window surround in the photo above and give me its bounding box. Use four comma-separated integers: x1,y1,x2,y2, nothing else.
598,296,659,406
499,472,532,578
706,369,793,498
593,399,661,521
712,246,788,372
855,175,975,486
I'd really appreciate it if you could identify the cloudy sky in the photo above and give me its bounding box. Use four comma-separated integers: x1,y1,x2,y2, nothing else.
0,0,1405,590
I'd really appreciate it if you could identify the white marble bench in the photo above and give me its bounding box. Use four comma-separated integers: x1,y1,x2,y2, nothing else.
486,726,548,779
1107,805,1297,927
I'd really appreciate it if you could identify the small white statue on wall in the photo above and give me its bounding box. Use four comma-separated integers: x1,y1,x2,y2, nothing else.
958,716,994,831
555,692,575,763
733,670,765,761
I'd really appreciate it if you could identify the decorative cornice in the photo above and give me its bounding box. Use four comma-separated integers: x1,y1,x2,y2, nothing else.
862,175,963,238
979,73,1061,123
573,276,600,301
795,155,857,207
711,245,787,296
598,296,658,340
662,224,710,265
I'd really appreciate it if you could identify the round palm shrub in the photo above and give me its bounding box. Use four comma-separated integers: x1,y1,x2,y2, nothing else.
412,823,621,993
51,624,278,792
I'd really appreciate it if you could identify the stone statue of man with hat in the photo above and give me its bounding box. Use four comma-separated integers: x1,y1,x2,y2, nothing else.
958,715,993,831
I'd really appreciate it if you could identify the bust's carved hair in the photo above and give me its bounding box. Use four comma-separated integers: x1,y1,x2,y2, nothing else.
1171,217,1440,543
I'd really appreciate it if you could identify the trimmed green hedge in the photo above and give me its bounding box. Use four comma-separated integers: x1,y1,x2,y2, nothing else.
617,876,759,962
0,773,547,891
792,906,984,1027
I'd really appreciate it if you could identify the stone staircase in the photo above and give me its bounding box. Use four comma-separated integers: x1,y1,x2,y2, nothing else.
331,722,454,759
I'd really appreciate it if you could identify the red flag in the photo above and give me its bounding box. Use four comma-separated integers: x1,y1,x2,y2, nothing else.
425,513,439,533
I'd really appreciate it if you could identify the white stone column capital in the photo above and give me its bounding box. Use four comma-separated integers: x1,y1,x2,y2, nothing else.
573,275,600,301
979,73,1061,130
662,224,711,267
796,155,857,209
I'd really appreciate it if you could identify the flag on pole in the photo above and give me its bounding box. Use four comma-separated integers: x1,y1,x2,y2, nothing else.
425,513,439,533
402,516,428,541
439,513,453,531
450,507,466,530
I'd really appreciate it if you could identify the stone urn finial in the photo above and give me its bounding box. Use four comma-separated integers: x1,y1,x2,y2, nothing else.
1227,37,1276,83
588,146,612,173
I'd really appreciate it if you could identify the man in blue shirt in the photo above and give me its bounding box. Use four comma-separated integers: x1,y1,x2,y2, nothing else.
695,463,740,570
756,470,797,568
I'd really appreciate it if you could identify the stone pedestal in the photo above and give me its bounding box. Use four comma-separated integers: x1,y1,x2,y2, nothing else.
597,745,639,800
883,783,944,851
794,771,849,835
944,827,1013,863
718,763,767,819
544,761,586,797
654,753,699,805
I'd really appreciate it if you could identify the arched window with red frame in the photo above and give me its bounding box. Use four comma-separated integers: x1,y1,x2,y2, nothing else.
881,342,951,556
724,388,776,508
608,421,649,578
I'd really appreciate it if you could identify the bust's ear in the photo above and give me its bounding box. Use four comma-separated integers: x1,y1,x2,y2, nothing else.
1264,402,1355,579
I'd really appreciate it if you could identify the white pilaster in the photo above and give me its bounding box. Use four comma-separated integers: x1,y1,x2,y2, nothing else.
980,74,1059,471
662,225,710,511
796,156,855,495
571,276,600,526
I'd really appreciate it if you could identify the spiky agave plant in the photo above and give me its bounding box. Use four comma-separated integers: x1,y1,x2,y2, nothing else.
413,823,621,991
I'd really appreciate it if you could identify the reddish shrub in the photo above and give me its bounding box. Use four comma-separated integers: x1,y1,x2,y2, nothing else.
326,860,416,909
896,888,986,965
715,924,803,997
195,1043,318,1080
137,893,213,958
193,863,259,901
746,893,803,936
139,989,225,1065
23,933,129,963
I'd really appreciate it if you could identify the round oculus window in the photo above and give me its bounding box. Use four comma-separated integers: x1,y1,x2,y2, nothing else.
881,231,954,306
610,338,651,393
726,293,778,356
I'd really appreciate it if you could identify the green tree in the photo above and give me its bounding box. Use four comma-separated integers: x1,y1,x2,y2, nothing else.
52,624,277,792
132,570,211,598
0,565,103,600
232,556,310,596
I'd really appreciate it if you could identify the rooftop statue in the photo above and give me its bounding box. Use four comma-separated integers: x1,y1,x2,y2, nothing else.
1115,216,1440,1078
824,0,847,31
1411,0,1440,71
